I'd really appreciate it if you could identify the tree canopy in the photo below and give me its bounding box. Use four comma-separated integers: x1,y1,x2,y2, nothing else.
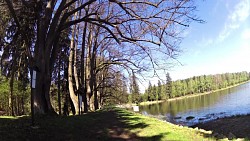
0,0,202,115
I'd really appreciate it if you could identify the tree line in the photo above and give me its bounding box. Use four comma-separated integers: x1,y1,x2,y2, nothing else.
0,0,202,116
142,71,250,102
0,73,30,115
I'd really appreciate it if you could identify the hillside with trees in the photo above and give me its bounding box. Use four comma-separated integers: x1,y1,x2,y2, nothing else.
143,71,250,102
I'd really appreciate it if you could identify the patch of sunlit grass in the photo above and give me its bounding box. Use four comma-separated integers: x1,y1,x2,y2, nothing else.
114,108,216,140
0,116,16,119
0,115,28,119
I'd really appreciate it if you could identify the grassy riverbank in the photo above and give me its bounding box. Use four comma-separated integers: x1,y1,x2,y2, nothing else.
140,80,250,106
193,114,250,139
0,107,222,141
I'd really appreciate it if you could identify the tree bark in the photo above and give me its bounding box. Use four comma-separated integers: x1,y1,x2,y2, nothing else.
57,52,62,115
68,16,79,114
81,19,88,113
33,11,56,115
86,25,93,110
74,23,81,115
91,29,99,111
9,73,14,116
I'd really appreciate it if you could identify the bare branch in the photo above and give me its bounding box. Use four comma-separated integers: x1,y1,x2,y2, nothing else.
4,0,20,28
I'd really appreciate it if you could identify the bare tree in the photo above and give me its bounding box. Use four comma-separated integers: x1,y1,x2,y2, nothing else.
2,0,202,114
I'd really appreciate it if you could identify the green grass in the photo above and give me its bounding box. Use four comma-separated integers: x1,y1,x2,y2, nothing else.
0,107,230,141
113,109,216,141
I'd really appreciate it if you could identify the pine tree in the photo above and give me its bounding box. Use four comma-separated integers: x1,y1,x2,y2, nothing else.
157,80,162,100
152,84,157,101
148,81,153,101
166,73,172,98
130,73,140,104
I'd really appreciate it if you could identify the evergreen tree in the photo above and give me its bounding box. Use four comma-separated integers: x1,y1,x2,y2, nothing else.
157,80,162,100
130,73,140,104
152,84,157,101
143,90,149,102
148,81,153,101
143,71,250,101
166,73,172,98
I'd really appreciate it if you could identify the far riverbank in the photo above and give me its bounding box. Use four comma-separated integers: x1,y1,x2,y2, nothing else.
139,80,250,106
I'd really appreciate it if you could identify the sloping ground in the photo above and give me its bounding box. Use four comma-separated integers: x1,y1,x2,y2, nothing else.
0,107,217,141
193,114,250,139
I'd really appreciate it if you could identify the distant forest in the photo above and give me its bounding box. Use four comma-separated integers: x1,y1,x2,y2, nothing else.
141,71,250,102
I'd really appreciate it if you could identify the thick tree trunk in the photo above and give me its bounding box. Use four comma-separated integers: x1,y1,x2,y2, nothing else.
33,20,55,115
74,25,81,115
34,66,55,114
86,27,92,111
81,20,88,113
68,20,79,114
74,26,80,90
91,54,98,110
94,83,98,110
68,42,79,114
90,28,99,111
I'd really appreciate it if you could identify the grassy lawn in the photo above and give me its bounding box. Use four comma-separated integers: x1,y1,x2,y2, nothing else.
0,107,225,141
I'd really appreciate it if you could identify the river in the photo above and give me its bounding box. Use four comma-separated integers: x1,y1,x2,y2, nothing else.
139,82,250,126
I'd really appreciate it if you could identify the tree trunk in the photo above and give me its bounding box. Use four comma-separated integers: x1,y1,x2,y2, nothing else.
91,47,98,110
68,47,79,114
9,77,14,116
86,26,93,111
21,95,24,115
94,82,98,110
74,24,81,115
57,53,61,115
33,18,56,115
34,66,55,114
81,19,88,113
92,29,99,111
68,19,79,114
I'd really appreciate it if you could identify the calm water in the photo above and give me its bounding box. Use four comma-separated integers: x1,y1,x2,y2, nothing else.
139,82,250,126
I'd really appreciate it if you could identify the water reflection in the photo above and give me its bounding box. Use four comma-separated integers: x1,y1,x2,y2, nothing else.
140,82,250,126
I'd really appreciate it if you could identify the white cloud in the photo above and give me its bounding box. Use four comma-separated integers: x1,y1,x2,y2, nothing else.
218,0,250,42
242,28,250,40
229,0,250,22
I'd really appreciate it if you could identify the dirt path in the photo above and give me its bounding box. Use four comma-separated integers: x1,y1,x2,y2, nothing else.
192,114,250,139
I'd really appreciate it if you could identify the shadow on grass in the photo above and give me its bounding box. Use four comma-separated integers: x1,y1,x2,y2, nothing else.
0,108,216,141
0,108,168,141
0,108,219,141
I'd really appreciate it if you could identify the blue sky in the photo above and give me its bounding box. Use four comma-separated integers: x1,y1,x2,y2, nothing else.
170,0,250,80
139,0,250,92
